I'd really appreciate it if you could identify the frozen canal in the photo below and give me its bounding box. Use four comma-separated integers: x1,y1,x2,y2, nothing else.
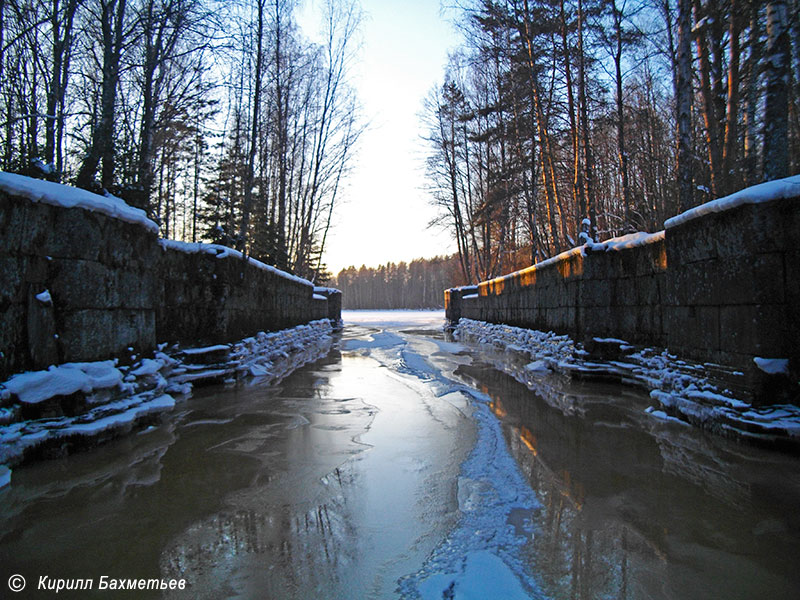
2,310,800,598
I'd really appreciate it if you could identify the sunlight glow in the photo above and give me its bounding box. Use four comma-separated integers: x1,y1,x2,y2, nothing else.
298,0,460,274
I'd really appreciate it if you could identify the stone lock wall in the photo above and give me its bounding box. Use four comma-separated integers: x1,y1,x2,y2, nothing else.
449,234,667,348
1,195,159,378
447,186,800,402
0,186,341,380
157,244,320,345
663,196,799,375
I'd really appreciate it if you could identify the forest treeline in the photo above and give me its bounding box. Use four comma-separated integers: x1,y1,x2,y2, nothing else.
425,0,800,284
333,256,468,309
0,0,363,281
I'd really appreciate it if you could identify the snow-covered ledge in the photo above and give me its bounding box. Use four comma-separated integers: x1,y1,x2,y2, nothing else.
0,320,335,487
0,171,159,233
454,319,800,451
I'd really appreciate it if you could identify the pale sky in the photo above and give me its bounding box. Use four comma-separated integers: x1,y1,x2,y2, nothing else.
298,0,461,274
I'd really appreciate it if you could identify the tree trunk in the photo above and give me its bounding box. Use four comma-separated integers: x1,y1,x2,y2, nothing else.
693,0,723,198
578,0,596,240
722,0,741,196
612,0,631,229
560,0,583,228
76,0,127,191
238,0,265,252
762,0,791,180
743,0,761,186
676,0,694,211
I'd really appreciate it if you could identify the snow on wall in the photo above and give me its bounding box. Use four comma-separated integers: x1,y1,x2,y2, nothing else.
160,239,312,288
586,230,665,251
665,174,800,229
0,171,159,233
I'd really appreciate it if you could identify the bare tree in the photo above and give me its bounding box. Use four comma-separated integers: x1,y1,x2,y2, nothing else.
762,0,791,180
76,0,128,190
676,0,694,210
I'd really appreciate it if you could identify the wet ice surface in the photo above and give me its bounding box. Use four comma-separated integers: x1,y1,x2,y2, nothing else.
2,310,800,599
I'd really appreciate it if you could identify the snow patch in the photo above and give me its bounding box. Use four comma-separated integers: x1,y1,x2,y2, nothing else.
587,230,665,252
399,390,543,598
343,331,405,350
0,171,158,233
665,174,800,229
754,357,790,375
525,360,549,373
159,239,312,287
4,361,123,404
0,320,335,477
35,289,52,305
180,344,230,356
0,465,10,488
416,551,531,600
645,406,690,426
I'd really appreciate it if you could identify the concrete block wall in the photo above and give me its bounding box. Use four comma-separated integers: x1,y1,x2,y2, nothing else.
157,246,319,345
663,197,799,374
447,192,799,402
0,187,342,380
1,194,159,378
453,235,667,348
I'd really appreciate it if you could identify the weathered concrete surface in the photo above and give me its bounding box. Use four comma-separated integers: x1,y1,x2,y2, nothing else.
446,193,799,405
0,187,341,380
447,236,667,348
157,247,320,346
664,197,799,398
1,194,159,378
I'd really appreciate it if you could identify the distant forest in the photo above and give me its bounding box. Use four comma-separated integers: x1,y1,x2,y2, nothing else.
0,0,363,282
425,0,800,284
332,256,467,309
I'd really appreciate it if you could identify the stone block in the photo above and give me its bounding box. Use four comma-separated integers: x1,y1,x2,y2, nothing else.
580,278,612,308
26,286,60,370
3,198,55,256
49,259,118,309
669,253,785,307
614,277,638,306
0,196,31,255
59,310,116,362
665,305,719,355
113,310,156,353
631,276,649,307
637,304,663,343
666,221,716,266
612,304,638,339
583,305,613,339
0,256,23,306
116,268,159,309
49,206,105,261
0,304,27,379
719,303,789,358
634,241,667,277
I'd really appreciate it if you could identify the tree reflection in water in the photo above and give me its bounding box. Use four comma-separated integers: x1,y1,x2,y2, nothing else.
458,361,800,600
